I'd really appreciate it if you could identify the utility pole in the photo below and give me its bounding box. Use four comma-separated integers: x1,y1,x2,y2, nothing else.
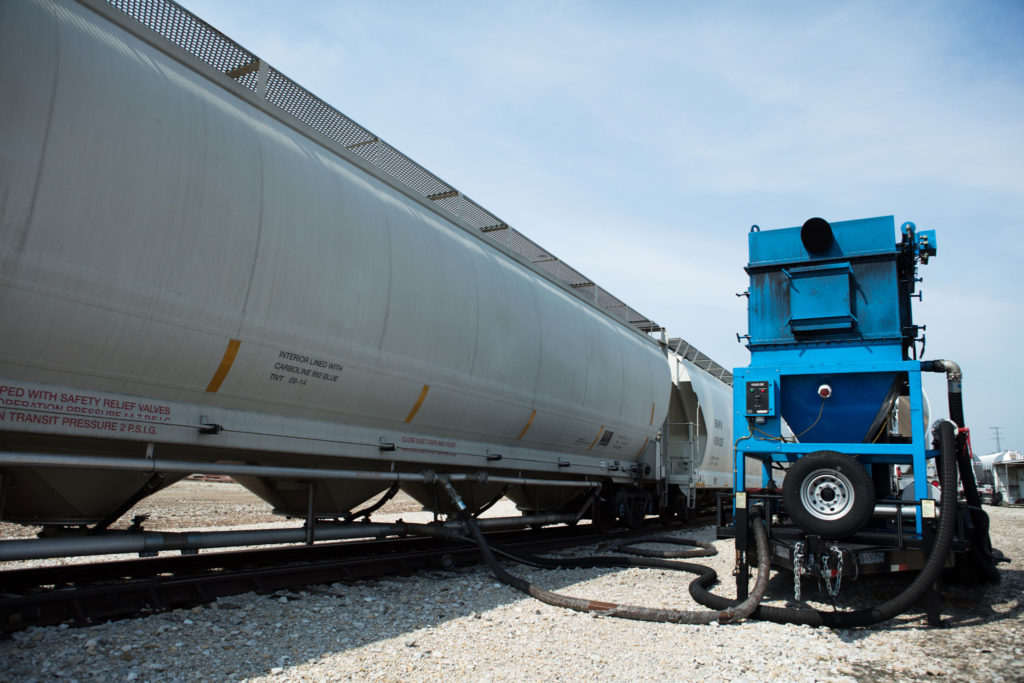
990,426,1003,452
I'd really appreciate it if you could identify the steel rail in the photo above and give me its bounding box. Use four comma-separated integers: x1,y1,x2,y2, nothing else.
0,509,596,562
0,522,680,635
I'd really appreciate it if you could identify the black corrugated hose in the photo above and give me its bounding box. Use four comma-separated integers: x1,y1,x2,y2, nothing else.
946,386,1001,581
919,360,1000,581
609,537,717,559
690,420,962,627
440,478,772,625
919,359,1003,581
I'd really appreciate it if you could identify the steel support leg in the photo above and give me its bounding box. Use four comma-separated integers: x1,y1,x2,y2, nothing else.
305,482,317,546
734,495,750,601
922,520,943,626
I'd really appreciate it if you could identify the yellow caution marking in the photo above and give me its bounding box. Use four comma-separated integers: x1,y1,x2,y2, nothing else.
404,384,430,423
205,339,241,393
635,436,650,458
588,425,605,451
517,410,537,440
649,402,656,426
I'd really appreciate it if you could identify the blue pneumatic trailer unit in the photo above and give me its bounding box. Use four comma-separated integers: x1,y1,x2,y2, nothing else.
734,216,936,538
719,216,1003,623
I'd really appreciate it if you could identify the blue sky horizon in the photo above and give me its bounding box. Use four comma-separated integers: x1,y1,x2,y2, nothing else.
180,0,1023,453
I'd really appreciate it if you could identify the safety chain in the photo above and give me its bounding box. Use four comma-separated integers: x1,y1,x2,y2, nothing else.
792,541,805,602
820,544,844,598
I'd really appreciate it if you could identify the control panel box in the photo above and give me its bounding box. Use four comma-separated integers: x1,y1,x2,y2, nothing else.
745,380,775,416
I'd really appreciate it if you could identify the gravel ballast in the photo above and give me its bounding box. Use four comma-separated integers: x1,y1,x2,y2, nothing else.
1,483,1022,682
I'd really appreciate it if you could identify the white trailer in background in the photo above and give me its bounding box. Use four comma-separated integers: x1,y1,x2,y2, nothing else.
975,451,1024,505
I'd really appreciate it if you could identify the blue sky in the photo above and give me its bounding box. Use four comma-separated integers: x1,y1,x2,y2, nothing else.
180,0,1023,453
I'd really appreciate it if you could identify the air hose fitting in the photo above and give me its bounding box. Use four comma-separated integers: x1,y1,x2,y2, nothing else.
921,359,963,426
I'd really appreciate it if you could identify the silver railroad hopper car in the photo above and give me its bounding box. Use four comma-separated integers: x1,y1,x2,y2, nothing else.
0,0,734,531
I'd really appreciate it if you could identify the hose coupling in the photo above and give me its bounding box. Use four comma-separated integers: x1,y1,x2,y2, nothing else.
437,476,468,512
930,419,959,448
921,359,962,382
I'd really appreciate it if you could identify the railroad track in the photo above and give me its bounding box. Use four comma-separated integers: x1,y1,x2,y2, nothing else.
0,520,686,635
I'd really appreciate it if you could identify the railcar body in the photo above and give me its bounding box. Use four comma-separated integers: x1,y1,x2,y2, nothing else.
0,0,737,531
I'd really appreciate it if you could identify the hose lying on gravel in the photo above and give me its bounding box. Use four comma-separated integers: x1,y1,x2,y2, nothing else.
609,537,717,559
690,420,962,628
439,478,771,625
424,422,965,629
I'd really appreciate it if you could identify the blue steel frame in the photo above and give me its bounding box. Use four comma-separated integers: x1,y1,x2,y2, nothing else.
733,361,934,532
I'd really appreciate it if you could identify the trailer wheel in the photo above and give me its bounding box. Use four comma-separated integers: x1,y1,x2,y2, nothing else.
782,451,874,539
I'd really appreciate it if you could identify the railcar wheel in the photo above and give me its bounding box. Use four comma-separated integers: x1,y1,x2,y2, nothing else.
658,512,672,526
615,492,640,529
617,490,651,529
659,489,686,526
782,451,874,539
593,495,617,534
658,503,675,526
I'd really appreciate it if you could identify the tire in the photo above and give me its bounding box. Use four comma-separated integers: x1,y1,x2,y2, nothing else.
781,451,875,539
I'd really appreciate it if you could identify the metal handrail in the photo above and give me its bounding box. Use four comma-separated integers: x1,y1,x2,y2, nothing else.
669,337,733,385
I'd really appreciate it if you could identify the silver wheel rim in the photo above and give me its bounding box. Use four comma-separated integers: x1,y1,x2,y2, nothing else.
800,469,855,521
